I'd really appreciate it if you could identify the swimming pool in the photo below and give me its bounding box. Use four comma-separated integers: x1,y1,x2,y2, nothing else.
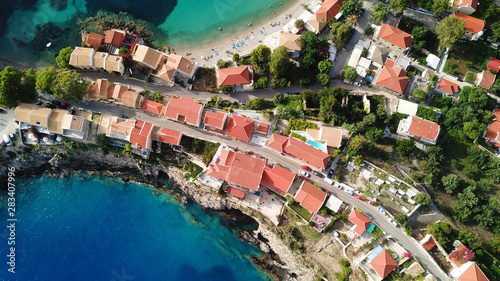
307,140,323,150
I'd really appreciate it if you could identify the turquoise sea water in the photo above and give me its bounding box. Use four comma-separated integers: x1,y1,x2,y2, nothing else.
0,0,294,67
0,175,268,281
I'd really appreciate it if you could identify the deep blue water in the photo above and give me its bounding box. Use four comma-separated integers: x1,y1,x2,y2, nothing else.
0,175,268,281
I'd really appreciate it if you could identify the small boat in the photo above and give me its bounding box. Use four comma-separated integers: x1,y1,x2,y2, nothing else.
46,42,52,48
248,23,252,26
218,27,222,31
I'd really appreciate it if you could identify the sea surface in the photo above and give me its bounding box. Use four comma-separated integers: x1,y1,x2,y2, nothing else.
0,0,294,67
0,175,269,281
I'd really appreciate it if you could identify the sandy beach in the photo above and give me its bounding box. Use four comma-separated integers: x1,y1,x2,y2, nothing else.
177,0,323,68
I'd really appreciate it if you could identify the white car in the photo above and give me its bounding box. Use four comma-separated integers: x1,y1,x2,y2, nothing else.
354,82,361,87
388,218,399,227
298,170,310,177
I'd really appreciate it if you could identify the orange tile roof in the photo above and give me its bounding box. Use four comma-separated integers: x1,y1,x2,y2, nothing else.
142,99,165,115
370,249,398,278
85,33,103,47
129,120,153,149
376,59,410,94
284,137,329,170
206,149,236,182
258,122,269,134
378,24,412,50
219,149,236,166
87,78,110,100
111,84,128,100
166,54,196,76
226,114,255,142
451,244,469,267
458,262,489,281
478,70,496,89
348,209,372,235
165,96,203,126
261,165,295,196
294,181,327,214
121,90,141,108
484,108,500,147
218,66,251,86
204,111,227,130
423,236,437,251
454,12,484,34
408,116,440,141
267,134,289,152
157,63,176,81
316,0,343,22
228,187,246,199
437,78,461,95
487,57,500,72
226,152,266,191
158,127,182,145
107,117,135,140
454,0,478,9
104,30,125,47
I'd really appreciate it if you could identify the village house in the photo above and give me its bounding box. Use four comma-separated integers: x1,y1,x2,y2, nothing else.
47,109,67,135
155,127,183,146
61,114,89,140
217,66,253,90
454,12,484,41
69,47,126,75
278,33,302,59
303,127,343,154
375,57,410,95
369,248,398,279
156,54,198,85
129,120,154,157
132,44,164,69
475,70,496,90
316,0,343,23
397,116,440,145
487,57,500,73
450,261,490,281
225,114,255,142
165,96,204,127
203,110,228,134
449,0,478,15
142,99,167,116
260,164,295,196
106,116,135,146
306,14,327,34
376,24,412,51
294,181,328,214
348,208,372,238
87,79,142,108
483,108,500,148
84,33,104,47
267,134,330,170
436,78,461,96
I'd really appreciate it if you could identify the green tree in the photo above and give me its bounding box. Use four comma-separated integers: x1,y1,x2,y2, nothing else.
216,59,228,69
96,134,109,150
269,46,289,79
364,25,375,36
319,94,339,124
414,192,431,205
118,47,130,55
254,76,268,89
349,135,366,153
340,0,363,17
245,97,274,110
427,222,453,249
342,66,358,82
394,214,408,226
491,236,500,254
457,230,482,250
371,3,388,24
436,16,466,50
357,113,376,133
365,127,384,142
148,91,164,103
432,0,450,15
396,139,416,156
56,47,74,70
490,79,500,96
390,0,407,13
463,122,487,140
316,73,331,87
491,22,500,43
36,67,57,94
233,53,240,62
0,66,37,108
453,185,481,222
250,45,271,70
50,71,90,100
219,85,232,93
318,59,332,74
442,174,460,194
330,22,352,49
295,19,305,29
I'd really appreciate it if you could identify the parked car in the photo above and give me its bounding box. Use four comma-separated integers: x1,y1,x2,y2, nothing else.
324,177,334,185
354,82,361,87
327,169,334,178
290,92,301,95
69,109,75,115
302,165,311,171
312,171,324,178
52,101,61,106
378,206,385,214
9,133,16,141
3,134,11,146
61,102,70,108
0,141,6,147
344,188,354,195
283,92,291,95
336,184,343,190
298,170,310,177
366,199,374,206
355,194,364,201
118,114,128,119
388,218,399,227
360,9,365,16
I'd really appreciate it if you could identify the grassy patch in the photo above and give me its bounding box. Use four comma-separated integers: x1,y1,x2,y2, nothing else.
180,136,220,165
411,89,427,102
416,104,437,122
286,118,318,134
288,202,313,221
291,132,307,142
185,161,203,179
192,68,218,92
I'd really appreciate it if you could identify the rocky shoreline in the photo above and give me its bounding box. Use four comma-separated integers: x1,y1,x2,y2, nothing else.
0,148,314,281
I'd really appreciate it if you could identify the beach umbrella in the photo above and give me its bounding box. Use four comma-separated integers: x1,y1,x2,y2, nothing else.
201,56,205,59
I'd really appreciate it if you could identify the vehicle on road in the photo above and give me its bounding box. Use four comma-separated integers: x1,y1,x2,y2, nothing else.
366,199,374,205
302,165,311,171
377,206,385,213
298,170,310,177
0,141,6,147
388,218,399,227
118,114,128,119
354,81,361,87
9,133,16,141
355,194,364,201
344,188,354,195
61,102,70,108
327,169,334,178
3,134,11,146
324,177,334,185
69,109,75,115
52,101,61,106
15,129,20,138
360,9,365,16
336,184,343,190
312,171,324,178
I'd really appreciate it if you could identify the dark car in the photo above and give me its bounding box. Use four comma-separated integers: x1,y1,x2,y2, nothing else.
118,114,128,119
290,92,301,95
283,92,291,95
313,171,324,178
327,169,334,178
61,102,70,108
52,101,61,106
69,109,75,115
360,9,365,16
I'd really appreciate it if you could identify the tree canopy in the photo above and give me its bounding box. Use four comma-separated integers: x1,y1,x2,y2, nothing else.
414,192,431,205
35,67,57,94
342,66,358,82
330,22,352,49
491,22,500,43
50,71,90,100
436,16,466,50
0,66,37,108
427,222,453,249
250,45,271,71
371,3,388,24
148,91,164,103
269,46,290,79
396,139,416,156
295,19,305,29
318,60,332,74
390,0,407,13
432,0,451,15
56,47,74,70
340,0,363,17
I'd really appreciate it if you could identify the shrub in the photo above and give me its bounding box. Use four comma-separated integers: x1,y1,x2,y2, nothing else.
219,85,232,93
148,91,164,103
364,25,375,36
291,132,307,142
217,59,228,69
465,72,475,83
254,76,268,89
465,61,473,69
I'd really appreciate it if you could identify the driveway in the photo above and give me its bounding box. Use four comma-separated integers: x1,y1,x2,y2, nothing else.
0,109,16,137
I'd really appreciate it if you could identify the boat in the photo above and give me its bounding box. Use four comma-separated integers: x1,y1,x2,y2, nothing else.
46,42,52,48
218,27,222,31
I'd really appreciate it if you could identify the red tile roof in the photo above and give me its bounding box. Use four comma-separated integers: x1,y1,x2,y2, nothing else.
206,149,235,181
142,99,165,115
261,165,295,196
104,30,125,47
165,96,203,126
370,249,398,278
284,137,329,170
376,59,410,94
228,187,246,199
158,128,182,145
458,262,489,281
129,120,153,149
226,114,255,142
484,108,500,147
257,122,269,134
477,70,496,90
85,33,104,47
454,12,484,34
437,78,461,95
451,244,469,267
378,24,412,50
408,116,440,141
487,57,500,72
218,66,251,86
204,111,227,130
423,236,437,251
294,181,327,214
267,134,289,152
348,209,372,235
316,0,343,22
226,152,266,191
